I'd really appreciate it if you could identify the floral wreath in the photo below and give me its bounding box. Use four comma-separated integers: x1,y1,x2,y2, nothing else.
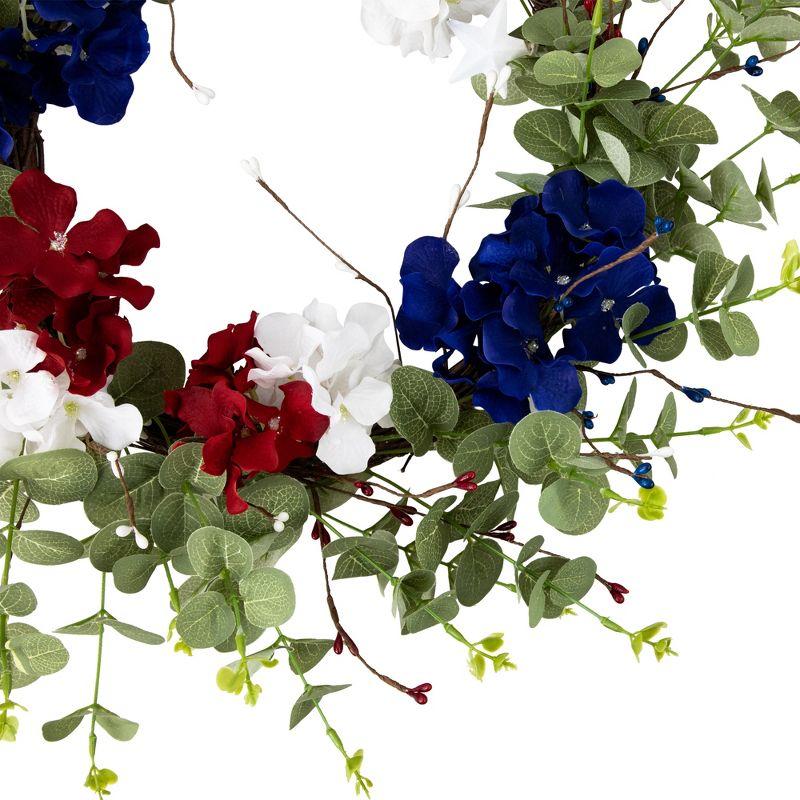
1,1,799,796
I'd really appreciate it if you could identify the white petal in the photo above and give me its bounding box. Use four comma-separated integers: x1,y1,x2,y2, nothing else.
0,426,24,466
381,0,440,22
343,376,393,427
344,303,390,342
27,407,81,453
254,313,323,364
4,372,61,430
301,366,335,417
0,329,46,377
316,324,371,382
77,395,143,451
303,299,342,333
316,418,376,475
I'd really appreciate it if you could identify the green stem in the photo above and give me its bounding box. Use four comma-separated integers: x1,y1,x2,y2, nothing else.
163,560,180,612
87,574,107,798
183,484,211,526
590,418,758,444
576,10,601,163
700,125,774,180
773,173,800,192
153,416,172,448
0,480,21,709
276,626,371,796
633,280,793,340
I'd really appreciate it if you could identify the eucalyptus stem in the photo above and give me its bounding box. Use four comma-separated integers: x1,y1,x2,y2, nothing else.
633,279,794,340
589,417,759,444
773,173,800,192
86,573,107,799
700,125,774,180
276,627,372,797
576,5,601,163
0,480,21,727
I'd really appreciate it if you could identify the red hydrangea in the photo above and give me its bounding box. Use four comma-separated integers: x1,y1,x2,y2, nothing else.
0,169,158,394
165,314,329,514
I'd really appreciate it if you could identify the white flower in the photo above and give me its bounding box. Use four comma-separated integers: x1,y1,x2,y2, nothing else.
361,0,499,59
248,301,396,475
450,1,528,97
240,156,263,181
0,329,143,463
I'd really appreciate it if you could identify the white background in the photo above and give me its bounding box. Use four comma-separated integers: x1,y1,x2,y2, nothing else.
3,2,799,798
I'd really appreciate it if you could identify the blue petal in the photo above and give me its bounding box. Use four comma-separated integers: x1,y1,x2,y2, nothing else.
530,358,582,413
400,236,459,289
473,372,530,423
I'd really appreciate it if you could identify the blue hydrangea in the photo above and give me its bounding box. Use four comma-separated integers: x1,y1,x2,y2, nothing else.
397,170,676,422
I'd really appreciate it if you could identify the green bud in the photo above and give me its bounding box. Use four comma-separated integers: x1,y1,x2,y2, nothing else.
492,652,517,673
346,749,365,781
244,681,262,707
479,633,504,653
637,622,667,642
468,652,486,681
781,240,800,293
174,639,193,657
630,632,644,661
0,714,19,742
216,665,246,695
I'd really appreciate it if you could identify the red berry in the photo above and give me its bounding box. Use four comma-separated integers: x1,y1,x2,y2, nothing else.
609,582,629,595
333,632,344,655
456,481,478,492
414,683,432,693
455,471,476,483
390,508,414,526
354,481,374,497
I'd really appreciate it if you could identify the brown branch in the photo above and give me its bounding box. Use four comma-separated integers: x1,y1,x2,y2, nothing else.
662,40,800,95
443,92,495,240
561,233,658,301
114,456,139,530
309,491,418,698
254,177,403,364
632,0,688,80
578,365,800,424
165,0,194,89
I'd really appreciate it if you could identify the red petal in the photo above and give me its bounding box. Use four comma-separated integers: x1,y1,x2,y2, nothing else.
190,312,258,374
203,432,235,476
9,170,76,235
0,216,44,276
274,436,315,472
117,223,160,267
34,251,98,297
280,381,329,442
233,430,280,473
223,466,248,515
93,276,155,309
68,209,127,259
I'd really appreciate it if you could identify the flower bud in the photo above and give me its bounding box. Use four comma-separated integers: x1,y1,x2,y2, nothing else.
240,156,262,181
192,84,216,105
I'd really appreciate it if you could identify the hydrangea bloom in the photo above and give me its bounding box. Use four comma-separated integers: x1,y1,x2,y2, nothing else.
248,301,397,475
0,169,158,395
0,0,149,160
165,314,330,514
397,170,676,422
0,328,143,463
361,0,498,59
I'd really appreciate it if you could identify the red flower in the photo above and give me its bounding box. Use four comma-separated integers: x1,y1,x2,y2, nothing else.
0,169,158,395
166,379,329,514
185,311,258,391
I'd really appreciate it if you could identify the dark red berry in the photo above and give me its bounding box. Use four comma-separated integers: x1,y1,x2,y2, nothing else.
319,527,331,547
412,692,428,705
413,683,432,693
333,632,344,655
354,481,374,497
311,520,323,541
611,590,625,604
391,508,414,526
609,582,629,595
496,520,517,531
455,471,476,484
456,481,478,492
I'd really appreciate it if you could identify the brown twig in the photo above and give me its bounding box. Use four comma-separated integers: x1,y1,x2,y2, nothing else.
578,365,800,424
309,491,418,698
662,40,800,94
164,0,195,89
253,178,403,364
632,0,687,79
561,233,658,301
114,456,139,530
443,92,495,241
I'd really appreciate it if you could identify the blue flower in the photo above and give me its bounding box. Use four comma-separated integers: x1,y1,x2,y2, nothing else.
397,171,677,423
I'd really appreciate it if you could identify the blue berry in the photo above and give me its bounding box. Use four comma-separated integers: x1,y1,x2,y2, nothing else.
654,216,675,235
745,55,759,68
554,302,564,314
561,296,574,309
600,374,616,386
681,386,710,403
634,463,653,476
583,418,595,430
638,37,649,55
634,476,655,490
583,410,596,419
747,65,764,77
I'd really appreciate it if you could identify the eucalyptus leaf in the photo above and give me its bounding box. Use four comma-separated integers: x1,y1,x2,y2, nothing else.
239,567,296,628
7,632,69,676
289,684,349,730
11,530,83,566
0,450,98,505
508,411,581,484
159,443,225,495
175,591,235,649
455,540,503,607
416,496,457,571
186,526,253,580
514,109,577,165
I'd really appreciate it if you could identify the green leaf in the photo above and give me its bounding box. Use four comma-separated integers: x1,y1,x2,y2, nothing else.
756,160,777,223
0,483,38,523
455,540,503,607
745,87,800,131
239,567,295,628
289,684,349,730
590,38,642,88
401,591,459,635
151,491,223,553
158,443,225,496
467,491,519,536
710,0,744,34
11,530,84,565
0,450,98,505
533,50,586,85
471,71,527,105
471,192,528,210
112,552,163,594
724,255,755,303
84,453,165,532
453,422,511,482
527,571,549,629
415,496,457,571
389,366,459,456
611,379,637,445
509,411,581,484
89,522,140,572
710,160,761,224
696,319,733,361
435,407,492,462
514,109,576,165
288,639,335,675
0,165,19,216
95,711,139,742
548,556,597,608
669,222,722,261
645,104,718,146
593,80,652,102
186,526,253,580
175,591,236,649
692,250,739,309
7,632,69,676
42,708,92,742
538,476,610,534
604,100,646,139
719,309,759,356
516,73,584,107
324,533,399,580
740,15,800,43
594,120,631,183
448,480,500,527
678,165,713,204
522,6,578,46
641,323,688,362
109,341,186,422
0,582,37,617
518,535,545,566
103,618,165,645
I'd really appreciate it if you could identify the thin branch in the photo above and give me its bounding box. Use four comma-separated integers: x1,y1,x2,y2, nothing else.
165,0,193,89
254,177,403,364
561,233,658,301
578,365,800,424
632,0,688,79
443,92,495,240
662,40,800,95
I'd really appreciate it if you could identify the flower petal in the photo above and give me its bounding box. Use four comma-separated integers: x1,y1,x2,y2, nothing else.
9,169,77,235
76,392,143,451
343,376,392,427
34,250,97,297
0,328,46,375
68,209,128,259
316,417,376,475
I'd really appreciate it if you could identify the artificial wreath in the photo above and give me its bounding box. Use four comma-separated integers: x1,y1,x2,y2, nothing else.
1,0,799,796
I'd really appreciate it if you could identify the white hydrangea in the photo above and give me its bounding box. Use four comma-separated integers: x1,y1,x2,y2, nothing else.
247,301,397,475
0,329,144,464
361,0,499,59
